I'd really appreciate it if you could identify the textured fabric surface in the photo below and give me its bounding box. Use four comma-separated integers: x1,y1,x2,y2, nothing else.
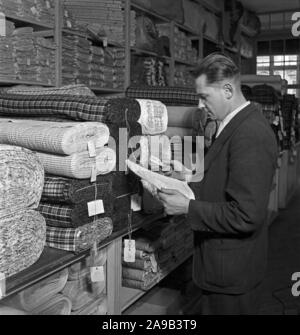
71,295,107,315
0,145,44,217
252,84,279,105
36,147,116,179
126,86,198,106
45,217,113,252
166,106,197,128
42,175,112,205
0,305,27,315
0,210,46,277
122,276,160,291
0,119,110,155
122,267,156,282
4,269,69,312
32,294,72,315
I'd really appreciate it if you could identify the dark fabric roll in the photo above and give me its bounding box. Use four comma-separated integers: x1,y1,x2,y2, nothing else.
252,84,279,105
42,175,112,205
126,86,198,106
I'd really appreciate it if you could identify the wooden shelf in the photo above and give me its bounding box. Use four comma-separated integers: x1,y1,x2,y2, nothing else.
3,212,164,300
240,24,258,37
6,14,53,30
203,34,219,45
174,58,197,67
131,47,171,61
0,79,54,87
91,87,125,93
131,2,170,23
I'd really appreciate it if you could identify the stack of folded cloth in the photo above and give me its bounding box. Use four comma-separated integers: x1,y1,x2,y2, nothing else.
1,268,71,315
12,27,55,84
89,45,105,87
0,0,21,17
0,145,46,277
62,34,91,86
0,19,16,80
63,248,108,315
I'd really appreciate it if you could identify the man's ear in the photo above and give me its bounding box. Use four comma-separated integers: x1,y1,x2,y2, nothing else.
223,83,233,99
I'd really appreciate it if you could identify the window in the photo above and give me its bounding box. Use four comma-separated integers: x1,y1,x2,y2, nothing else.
256,55,300,97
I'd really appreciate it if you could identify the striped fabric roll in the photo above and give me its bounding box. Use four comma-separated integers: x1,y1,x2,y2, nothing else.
45,217,113,252
0,119,110,155
36,147,116,179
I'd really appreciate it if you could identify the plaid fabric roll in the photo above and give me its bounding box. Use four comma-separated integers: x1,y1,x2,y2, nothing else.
45,217,113,252
42,175,112,205
126,86,198,106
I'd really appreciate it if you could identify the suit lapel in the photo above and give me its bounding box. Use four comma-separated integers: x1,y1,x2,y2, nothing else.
204,103,256,172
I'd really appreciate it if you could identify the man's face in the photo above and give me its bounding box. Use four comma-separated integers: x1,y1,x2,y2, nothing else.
195,74,229,121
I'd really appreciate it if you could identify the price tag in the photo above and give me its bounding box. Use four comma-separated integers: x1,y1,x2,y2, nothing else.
88,199,104,217
88,141,96,158
90,266,105,282
46,0,51,9
123,239,136,263
103,37,108,47
131,194,141,212
90,164,97,182
31,6,38,15
0,13,6,37
149,254,158,273
66,20,72,28
0,272,6,300
27,58,31,66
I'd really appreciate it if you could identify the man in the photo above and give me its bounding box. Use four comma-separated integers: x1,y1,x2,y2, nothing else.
158,53,278,315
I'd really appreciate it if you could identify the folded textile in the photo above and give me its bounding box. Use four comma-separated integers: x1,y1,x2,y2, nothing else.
6,84,96,97
121,249,154,260
122,267,157,283
122,258,157,272
42,175,112,205
0,306,27,315
71,295,107,315
63,275,106,311
36,147,116,179
122,276,159,291
166,106,197,128
0,210,46,277
0,119,110,155
126,86,198,106
45,217,113,252
0,145,44,217
68,248,107,281
4,269,69,312
32,294,72,315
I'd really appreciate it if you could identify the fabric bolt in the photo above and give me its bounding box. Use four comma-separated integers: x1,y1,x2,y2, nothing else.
0,145,44,217
252,84,279,105
0,119,110,155
121,249,154,261
36,147,116,179
122,258,157,272
126,86,198,106
122,276,159,291
71,295,107,315
122,267,156,282
164,126,193,138
41,175,112,205
68,248,107,281
166,106,197,128
45,217,113,252
31,294,72,315
0,209,46,277
0,305,27,315
4,268,69,312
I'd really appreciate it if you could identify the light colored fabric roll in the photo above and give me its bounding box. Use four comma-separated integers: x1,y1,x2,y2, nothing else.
0,305,27,315
136,99,168,135
32,294,72,315
4,268,69,312
122,267,156,283
0,119,110,155
164,127,193,138
166,106,198,128
0,210,46,277
0,145,44,217
71,295,107,315
36,147,116,179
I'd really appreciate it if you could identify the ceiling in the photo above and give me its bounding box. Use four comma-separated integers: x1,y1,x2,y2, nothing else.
240,0,300,13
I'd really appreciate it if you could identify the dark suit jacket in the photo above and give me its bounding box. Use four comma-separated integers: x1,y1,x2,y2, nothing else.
188,103,278,294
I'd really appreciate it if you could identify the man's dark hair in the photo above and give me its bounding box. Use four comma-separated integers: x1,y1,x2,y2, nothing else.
192,52,240,84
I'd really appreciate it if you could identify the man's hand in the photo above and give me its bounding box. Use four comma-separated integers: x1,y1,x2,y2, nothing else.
158,188,190,215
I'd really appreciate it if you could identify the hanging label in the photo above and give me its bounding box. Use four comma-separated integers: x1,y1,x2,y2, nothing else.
88,200,104,217
103,37,108,48
66,20,72,28
31,6,38,15
0,272,6,300
90,266,105,282
88,141,96,158
131,193,142,212
123,239,136,263
0,13,6,37
27,58,31,66
45,0,51,9
90,164,97,182
149,254,158,273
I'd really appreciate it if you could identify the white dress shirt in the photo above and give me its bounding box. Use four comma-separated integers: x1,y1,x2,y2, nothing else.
215,101,250,138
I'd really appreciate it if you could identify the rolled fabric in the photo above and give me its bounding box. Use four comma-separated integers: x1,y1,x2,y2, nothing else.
68,248,107,281
4,269,69,312
0,306,27,315
122,276,159,291
72,295,107,315
32,294,72,315
41,175,112,205
45,217,113,252
63,276,105,311
0,210,46,277
0,145,44,217
164,127,193,138
166,106,197,128
122,258,157,272
0,119,110,155
122,267,157,283
36,147,116,179
121,250,155,261
126,86,198,106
